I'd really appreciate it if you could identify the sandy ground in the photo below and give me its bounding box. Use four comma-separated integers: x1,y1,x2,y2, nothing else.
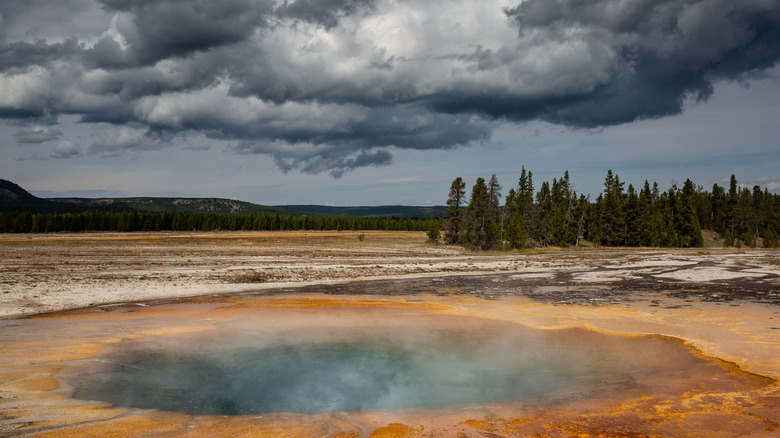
2,231,780,437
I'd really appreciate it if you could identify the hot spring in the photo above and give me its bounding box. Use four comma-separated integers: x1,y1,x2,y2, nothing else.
64,305,718,416
4,295,776,436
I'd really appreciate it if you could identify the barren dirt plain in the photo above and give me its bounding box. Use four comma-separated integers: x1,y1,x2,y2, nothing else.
2,231,780,437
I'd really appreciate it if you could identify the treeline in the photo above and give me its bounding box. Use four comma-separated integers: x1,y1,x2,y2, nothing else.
444,169,780,250
0,210,438,234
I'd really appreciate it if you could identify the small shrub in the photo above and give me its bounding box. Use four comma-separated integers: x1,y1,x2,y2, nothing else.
426,224,441,243
357,233,366,242
229,270,270,283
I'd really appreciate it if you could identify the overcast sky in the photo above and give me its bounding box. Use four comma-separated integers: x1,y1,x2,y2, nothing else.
1,0,779,205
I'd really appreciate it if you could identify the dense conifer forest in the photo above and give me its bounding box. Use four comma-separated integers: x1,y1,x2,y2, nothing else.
2,170,778,250
445,170,780,249
0,210,438,234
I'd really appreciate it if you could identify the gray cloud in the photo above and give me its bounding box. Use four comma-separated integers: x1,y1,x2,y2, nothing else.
14,124,62,143
88,127,170,157
0,0,111,43
0,37,82,72
275,0,376,29
50,140,81,159
90,0,272,67
1,0,778,176
500,0,780,126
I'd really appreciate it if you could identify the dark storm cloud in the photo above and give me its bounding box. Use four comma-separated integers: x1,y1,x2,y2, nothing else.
202,97,491,177
500,0,780,126
88,0,374,68
271,148,393,179
90,0,272,67
0,38,82,72
1,0,779,175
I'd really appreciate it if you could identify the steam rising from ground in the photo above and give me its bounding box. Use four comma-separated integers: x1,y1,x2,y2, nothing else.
70,311,700,415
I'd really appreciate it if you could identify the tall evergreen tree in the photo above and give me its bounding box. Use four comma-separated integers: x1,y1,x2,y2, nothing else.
505,205,527,249
503,187,518,236
764,190,780,248
445,177,466,244
587,193,604,244
550,171,575,246
678,179,704,247
534,181,553,247
465,177,493,250
710,183,726,234
696,183,713,231
625,184,641,246
753,186,767,240
725,174,740,243
636,181,650,246
574,194,589,247
504,167,534,248
599,170,627,246
486,174,503,247
518,167,535,235
659,186,681,247
738,187,756,247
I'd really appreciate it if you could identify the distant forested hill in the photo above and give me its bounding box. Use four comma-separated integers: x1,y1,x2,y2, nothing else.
0,179,88,213
278,205,448,218
0,179,296,216
1,179,446,218
51,197,300,216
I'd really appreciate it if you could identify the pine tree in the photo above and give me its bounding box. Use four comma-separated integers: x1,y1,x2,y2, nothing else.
625,184,641,246
753,186,767,241
534,181,553,247
518,167,535,235
503,187,517,237
658,186,681,247
678,179,704,247
505,206,527,249
710,183,726,234
574,194,589,247
696,183,713,231
599,170,626,246
764,190,780,248
465,177,491,250
725,175,739,240
445,177,466,244
486,174,503,247
636,181,654,246
426,219,441,243
487,175,502,226
550,171,575,246
503,186,526,249
587,193,604,244
503,167,534,249
738,187,756,247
